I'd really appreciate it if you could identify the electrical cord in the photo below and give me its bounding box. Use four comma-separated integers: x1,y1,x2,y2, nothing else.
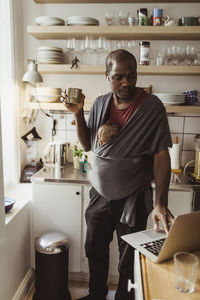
36,99,53,118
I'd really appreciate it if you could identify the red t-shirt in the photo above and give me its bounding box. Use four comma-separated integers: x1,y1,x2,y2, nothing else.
109,90,149,128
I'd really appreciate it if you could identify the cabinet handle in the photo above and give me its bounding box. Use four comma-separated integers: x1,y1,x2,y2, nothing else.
76,191,80,195
128,279,137,291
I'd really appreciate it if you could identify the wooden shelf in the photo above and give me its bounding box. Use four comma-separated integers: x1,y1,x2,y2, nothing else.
29,102,200,114
34,0,200,3
165,106,200,113
29,101,92,112
28,25,200,40
38,64,200,76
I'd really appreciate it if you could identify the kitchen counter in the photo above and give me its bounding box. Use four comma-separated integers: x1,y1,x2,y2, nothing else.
31,163,195,191
141,250,200,300
31,163,90,184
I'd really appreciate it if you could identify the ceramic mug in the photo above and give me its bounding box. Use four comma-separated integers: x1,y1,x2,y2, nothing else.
66,88,82,104
178,17,198,26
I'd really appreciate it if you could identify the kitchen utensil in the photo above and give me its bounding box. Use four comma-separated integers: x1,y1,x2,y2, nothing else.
20,127,43,183
178,17,198,26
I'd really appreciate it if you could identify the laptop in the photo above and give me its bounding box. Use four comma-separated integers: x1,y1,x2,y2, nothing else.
121,211,200,263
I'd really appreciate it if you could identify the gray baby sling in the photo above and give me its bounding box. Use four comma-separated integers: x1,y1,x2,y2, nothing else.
88,92,172,226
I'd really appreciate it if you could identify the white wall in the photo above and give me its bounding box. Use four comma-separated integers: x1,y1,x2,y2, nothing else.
0,203,31,300
21,1,200,168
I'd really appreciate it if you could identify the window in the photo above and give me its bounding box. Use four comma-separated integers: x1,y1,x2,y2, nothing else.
0,0,19,189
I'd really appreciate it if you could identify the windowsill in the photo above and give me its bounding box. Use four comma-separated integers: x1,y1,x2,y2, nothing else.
4,183,32,225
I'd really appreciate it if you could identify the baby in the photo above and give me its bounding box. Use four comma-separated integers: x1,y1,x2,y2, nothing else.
97,121,120,146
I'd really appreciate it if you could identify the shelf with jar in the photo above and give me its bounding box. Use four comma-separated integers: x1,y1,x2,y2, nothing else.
33,0,200,3
28,101,200,114
27,25,200,40
38,64,200,76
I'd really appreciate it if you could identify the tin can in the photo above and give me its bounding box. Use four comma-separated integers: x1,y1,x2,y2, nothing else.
138,8,148,26
139,41,150,65
152,8,163,26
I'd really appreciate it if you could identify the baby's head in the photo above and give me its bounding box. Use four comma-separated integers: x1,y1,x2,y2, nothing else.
97,121,120,146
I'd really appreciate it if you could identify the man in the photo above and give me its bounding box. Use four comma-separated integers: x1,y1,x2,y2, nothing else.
63,49,174,300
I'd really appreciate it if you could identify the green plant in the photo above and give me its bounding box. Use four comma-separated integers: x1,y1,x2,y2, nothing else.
73,143,83,158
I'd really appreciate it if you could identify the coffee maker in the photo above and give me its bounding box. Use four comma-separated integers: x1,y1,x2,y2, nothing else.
20,127,43,183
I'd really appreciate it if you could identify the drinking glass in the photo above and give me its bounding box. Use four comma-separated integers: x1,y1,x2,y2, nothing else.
104,10,115,26
97,36,107,65
84,36,93,65
174,252,199,294
118,11,129,25
127,40,136,54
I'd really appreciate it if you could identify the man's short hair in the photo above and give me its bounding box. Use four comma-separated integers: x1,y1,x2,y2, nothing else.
105,49,137,74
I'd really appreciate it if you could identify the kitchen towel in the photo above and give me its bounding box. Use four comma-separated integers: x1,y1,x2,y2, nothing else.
169,143,181,170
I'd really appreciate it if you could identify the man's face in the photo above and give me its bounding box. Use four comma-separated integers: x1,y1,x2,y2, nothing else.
106,59,137,101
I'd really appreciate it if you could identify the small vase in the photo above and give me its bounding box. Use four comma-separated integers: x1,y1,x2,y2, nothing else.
73,156,80,169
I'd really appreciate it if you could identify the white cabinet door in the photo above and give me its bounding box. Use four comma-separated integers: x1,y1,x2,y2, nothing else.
31,182,82,272
82,185,119,279
147,188,193,229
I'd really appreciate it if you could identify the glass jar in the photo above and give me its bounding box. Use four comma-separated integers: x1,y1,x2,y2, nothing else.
139,41,150,65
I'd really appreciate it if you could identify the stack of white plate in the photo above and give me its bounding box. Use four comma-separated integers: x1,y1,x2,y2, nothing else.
66,16,99,26
153,93,186,106
37,46,63,64
35,16,65,26
34,87,62,103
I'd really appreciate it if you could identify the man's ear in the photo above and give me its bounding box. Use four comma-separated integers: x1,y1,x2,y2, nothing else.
106,75,110,83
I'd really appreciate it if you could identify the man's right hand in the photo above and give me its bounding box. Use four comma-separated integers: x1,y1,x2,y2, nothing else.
60,89,85,115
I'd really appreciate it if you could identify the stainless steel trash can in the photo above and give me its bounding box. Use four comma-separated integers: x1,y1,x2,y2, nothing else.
33,232,71,300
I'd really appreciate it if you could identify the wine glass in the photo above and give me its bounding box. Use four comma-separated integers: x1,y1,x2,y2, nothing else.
66,38,76,63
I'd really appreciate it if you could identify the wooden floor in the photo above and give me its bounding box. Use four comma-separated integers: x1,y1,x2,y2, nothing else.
27,280,117,300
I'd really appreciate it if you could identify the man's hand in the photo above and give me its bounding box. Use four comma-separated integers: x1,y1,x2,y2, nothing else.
60,89,85,115
152,205,174,234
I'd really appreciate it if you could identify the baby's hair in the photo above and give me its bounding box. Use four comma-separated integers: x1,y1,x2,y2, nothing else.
98,121,120,145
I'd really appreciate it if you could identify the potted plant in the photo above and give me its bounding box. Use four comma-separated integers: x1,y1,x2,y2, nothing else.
73,142,83,169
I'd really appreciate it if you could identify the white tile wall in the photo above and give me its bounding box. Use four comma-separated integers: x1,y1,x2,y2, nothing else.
168,115,200,167
181,151,195,168
184,117,200,134
182,134,196,151
168,116,184,133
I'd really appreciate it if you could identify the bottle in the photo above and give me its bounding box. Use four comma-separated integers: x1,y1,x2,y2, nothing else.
139,41,150,65
79,154,88,172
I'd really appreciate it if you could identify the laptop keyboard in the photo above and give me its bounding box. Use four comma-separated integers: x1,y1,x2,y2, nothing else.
140,238,166,256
